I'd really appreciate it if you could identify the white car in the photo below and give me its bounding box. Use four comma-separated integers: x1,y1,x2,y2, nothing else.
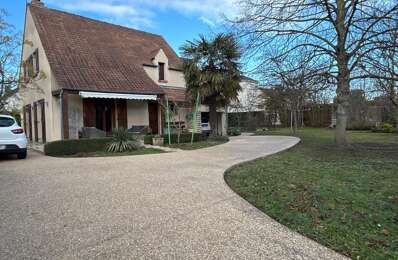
0,115,28,159
201,122,211,136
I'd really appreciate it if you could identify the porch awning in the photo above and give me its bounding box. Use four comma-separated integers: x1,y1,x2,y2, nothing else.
79,91,158,101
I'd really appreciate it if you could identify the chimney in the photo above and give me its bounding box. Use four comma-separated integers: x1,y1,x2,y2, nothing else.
31,0,45,6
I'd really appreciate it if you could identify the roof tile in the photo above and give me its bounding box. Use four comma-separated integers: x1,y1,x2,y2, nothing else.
29,5,183,94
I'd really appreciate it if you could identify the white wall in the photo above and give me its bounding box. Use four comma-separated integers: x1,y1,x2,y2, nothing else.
127,100,149,127
20,8,60,142
229,80,263,113
171,107,190,122
68,94,83,139
143,49,186,88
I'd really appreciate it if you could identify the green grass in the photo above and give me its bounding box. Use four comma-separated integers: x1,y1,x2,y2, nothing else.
66,148,165,157
225,128,398,259
165,138,229,150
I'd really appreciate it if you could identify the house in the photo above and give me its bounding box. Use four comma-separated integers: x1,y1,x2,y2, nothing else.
228,76,263,113
20,0,226,143
227,76,279,130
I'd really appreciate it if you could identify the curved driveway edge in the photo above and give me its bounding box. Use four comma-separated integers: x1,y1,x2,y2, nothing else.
0,136,347,259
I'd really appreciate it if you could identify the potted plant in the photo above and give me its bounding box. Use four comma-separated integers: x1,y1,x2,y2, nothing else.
152,135,164,146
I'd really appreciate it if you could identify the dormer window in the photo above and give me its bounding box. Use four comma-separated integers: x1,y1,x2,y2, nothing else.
158,62,165,81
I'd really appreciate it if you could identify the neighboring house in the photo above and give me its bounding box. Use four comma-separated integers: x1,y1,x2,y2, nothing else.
20,0,226,143
228,76,263,113
228,77,281,130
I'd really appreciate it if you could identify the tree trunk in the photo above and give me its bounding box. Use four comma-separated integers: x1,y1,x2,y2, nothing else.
290,109,294,133
335,0,350,147
224,104,228,136
293,110,297,135
395,109,398,134
209,96,218,136
394,104,398,132
335,73,350,147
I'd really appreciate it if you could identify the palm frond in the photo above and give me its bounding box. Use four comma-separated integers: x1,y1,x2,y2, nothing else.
180,33,242,106
106,128,140,153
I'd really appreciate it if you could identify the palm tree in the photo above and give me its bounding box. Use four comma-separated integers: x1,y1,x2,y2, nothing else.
181,33,241,135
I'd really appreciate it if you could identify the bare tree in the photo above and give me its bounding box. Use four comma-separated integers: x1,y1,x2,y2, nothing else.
0,8,45,113
261,51,330,133
0,9,20,112
230,0,398,146
362,19,398,129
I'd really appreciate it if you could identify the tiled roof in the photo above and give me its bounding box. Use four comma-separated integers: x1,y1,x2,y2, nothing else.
29,5,183,94
163,87,189,102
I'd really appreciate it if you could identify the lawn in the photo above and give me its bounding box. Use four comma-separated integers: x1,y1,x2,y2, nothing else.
225,128,398,259
165,137,229,150
67,148,165,157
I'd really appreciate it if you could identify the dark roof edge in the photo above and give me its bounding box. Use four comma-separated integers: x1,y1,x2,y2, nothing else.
160,86,186,89
143,63,183,71
169,67,183,71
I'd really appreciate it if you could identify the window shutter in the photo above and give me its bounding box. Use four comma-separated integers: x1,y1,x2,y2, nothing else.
28,56,34,78
158,62,165,81
34,49,39,75
23,63,28,82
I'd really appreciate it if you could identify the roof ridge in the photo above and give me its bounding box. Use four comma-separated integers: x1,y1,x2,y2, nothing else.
28,4,163,39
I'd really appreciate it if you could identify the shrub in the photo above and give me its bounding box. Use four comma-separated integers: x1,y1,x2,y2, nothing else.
208,135,229,142
144,134,154,145
44,138,112,156
144,133,205,145
347,125,373,131
167,133,205,143
227,127,241,136
372,123,396,133
255,127,270,135
107,128,140,153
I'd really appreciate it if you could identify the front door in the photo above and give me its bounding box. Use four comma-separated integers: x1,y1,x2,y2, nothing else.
38,99,46,143
116,100,127,129
95,99,113,134
148,102,159,134
33,102,38,142
24,105,33,141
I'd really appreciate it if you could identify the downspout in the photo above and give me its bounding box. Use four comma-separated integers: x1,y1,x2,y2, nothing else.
60,89,64,139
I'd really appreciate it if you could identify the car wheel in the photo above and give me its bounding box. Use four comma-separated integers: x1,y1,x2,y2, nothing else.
17,151,27,159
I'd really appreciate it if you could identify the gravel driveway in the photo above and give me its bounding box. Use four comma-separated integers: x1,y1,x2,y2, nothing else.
0,136,345,259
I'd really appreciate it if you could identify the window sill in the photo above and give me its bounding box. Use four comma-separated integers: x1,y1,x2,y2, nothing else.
158,80,168,83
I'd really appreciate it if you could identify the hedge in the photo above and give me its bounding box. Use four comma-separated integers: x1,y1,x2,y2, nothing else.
207,135,229,142
371,123,397,133
144,133,205,145
227,127,241,136
44,138,112,156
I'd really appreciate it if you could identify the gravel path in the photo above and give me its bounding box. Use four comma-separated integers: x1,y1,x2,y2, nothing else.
0,136,346,259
